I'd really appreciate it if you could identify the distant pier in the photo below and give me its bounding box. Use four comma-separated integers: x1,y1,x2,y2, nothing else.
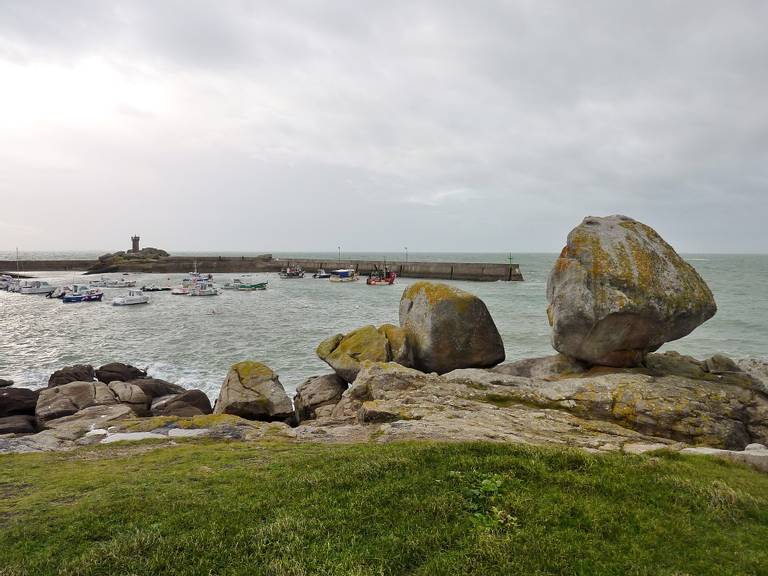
0,256,523,282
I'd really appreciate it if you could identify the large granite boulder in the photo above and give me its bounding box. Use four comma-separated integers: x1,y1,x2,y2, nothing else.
36,381,119,422
399,282,505,374
213,362,294,422
129,378,186,399
48,364,95,387
546,215,717,367
0,387,40,417
95,363,147,383
0,415,37,435
151,390,213,417
294,374,348,422
316,324,410,383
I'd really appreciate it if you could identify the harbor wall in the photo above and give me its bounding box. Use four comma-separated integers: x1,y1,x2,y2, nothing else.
1,257,523,282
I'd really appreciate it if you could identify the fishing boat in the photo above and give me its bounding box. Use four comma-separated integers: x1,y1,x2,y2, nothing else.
112,290,149,306
329,269,359,283
236,282,268,291
171,286,190,295
141,285,171,292
279,266,305,279
222,279,244,290
189,283,219,296
0,275,13,290
19,280,54,294
312,269,331,279
54,284,90,300
82,288,104,301
366,268,397,286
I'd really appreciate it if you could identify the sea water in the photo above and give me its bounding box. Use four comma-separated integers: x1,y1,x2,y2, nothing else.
0,252,765,397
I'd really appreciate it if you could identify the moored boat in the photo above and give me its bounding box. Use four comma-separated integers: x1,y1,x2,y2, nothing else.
312,269,331,279
222,279,244,290
189,283,219,296
279,266,305,279
141,285,171,292
19,280,54,295
329,269,359,283
112,290,149,306
236,282,268,291
366,268,397,286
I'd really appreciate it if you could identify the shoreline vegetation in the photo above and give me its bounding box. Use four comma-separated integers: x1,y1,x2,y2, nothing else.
2,215,768,573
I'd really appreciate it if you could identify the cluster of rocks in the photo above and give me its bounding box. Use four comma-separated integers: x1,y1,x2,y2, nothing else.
89,247,170,274
3,215,768,472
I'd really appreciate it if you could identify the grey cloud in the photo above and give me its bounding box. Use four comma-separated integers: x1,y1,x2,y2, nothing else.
0,1,766,253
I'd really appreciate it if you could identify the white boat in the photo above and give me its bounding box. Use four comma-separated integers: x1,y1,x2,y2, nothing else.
19,280,55,294
0,275,13,290
189,283,219,296
313,269,331,279
329,269,359,283
171,286,190,295
222,279,244,290
112,290,149,306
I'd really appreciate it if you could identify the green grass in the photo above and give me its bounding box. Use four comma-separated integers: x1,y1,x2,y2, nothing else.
1,440,768,575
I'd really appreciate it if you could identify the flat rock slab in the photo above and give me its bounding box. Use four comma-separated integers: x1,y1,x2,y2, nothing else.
167,428,211,438
100,432,167,444
682,446,768,472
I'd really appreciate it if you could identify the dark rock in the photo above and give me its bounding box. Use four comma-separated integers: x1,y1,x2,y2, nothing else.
95,363,147,383
0,415,37,434
36,381,118,422
151,390,213,417
129,378,186,399
0,378,13,388
0,387,40,417
48,365,95,387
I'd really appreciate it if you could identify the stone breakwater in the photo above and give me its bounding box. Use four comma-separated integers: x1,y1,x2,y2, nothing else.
1,215,766,472
0,256,524,282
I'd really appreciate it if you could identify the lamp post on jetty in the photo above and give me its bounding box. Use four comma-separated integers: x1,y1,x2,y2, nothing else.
404,247,408,264
337,246,341,266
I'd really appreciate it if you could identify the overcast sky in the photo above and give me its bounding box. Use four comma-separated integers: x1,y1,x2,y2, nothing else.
1,1,766,253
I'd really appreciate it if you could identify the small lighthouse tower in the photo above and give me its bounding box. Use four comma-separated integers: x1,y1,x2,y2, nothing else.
130,235,140,253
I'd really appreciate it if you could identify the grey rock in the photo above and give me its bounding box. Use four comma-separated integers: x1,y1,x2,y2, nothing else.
168,428,210,438
100,432,166,444
682,446,768,473
214,362,294,422
44,404,135,436
95,362,147,383
0,387,40,417
491,354,587,379
48,364,95,387
399,281,505,374
294,374,348,422
151,390,212,417
546,215,717,366
0,415,37,434
704,353,741,374
36,381,118,422
108,381,151,415
129,378,186,399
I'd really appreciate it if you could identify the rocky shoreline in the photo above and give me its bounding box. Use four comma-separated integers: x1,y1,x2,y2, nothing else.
2,215,767,472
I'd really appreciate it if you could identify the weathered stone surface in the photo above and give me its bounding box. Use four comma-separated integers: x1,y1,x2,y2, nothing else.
108,381,151,415
0,378,13,388
44,404,135,435
214,362,293,422
399,281,505,374
704,353,741,374
95,362,147,383
316,324,411,383
0,415,37,434
546,215,717,367
48,364,94,387
294,374,347,422
151,390,213,417
738,359,768,393
0,387,40,417
101,432,166,444
682,445,768,473
491,355,587,380
129,378,186,398
36,381,119,422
